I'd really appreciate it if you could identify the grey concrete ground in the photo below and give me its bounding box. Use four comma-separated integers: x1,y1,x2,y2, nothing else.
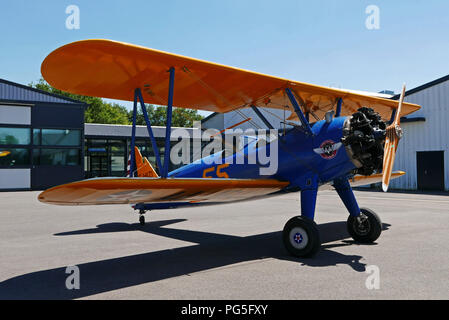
0,189,448,299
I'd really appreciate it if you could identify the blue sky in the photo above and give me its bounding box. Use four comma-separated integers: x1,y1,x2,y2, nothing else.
1,0,448,113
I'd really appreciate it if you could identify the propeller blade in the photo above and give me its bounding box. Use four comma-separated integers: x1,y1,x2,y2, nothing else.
394,84,406,126
382,131,400,191
382,84,406,192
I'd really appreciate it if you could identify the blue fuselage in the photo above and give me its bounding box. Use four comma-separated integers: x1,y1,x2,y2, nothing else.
169,116,357,190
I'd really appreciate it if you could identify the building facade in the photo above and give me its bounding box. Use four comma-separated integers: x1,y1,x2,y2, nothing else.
0,79,85,190
84,123,200,178
0,79,201,191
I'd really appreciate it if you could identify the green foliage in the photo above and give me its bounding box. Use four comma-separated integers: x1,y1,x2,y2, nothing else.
30,78,204,127
1,135,18,145
29,78,130,125
129,105,204,128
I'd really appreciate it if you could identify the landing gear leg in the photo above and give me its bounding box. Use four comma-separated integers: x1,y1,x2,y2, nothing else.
283,182,321,258
139,209,146,226
334,177,382,243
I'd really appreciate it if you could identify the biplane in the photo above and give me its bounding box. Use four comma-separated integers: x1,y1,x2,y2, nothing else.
38,40,420,257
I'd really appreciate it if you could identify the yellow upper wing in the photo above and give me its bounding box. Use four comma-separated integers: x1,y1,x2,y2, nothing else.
41,39,420,121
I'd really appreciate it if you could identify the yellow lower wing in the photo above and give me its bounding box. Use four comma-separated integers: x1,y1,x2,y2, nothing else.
38,178,289,206
350,171,405,187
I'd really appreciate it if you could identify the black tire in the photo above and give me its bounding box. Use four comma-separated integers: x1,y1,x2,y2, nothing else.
139,215,145,226
282,216,321,258
347,208,382,243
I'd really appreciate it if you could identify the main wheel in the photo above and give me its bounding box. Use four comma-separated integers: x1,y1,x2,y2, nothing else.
282,216,321,258
347,208,382,243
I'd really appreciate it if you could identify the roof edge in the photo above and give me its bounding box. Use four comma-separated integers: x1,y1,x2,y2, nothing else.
200,112,219,124
391,74,449,100
0,78,87,104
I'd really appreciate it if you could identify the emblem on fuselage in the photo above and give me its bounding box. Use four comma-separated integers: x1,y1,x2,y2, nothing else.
313,140,342,160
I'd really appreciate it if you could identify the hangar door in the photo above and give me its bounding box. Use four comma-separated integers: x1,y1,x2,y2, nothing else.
416,151,445,191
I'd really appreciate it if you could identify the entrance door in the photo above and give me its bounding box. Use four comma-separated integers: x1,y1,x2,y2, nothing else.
90,155,109,177
416,151,445,191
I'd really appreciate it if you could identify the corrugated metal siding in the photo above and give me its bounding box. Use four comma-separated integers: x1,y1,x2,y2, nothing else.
390,79,449,191
0,81,76,104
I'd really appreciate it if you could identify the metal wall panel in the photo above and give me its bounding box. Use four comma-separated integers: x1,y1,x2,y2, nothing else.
0,169,30,189
0,105,31,125
32,103,84,129
31,166,84,190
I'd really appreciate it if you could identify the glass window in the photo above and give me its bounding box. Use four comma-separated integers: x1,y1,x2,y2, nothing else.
84,156,89,172
41,129,81,146
110,142,125,154
0,148,30,166
88,139,107,146
109,140,126,176
33,129,41,145
39,149,80,166
0,127,30,145
111,155,125,173
33,149,40,164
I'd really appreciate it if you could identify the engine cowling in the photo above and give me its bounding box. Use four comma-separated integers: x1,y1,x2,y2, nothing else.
341,107,386,176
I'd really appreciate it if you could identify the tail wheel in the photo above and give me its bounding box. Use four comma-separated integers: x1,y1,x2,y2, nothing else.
347,208,382,243
282,216,321,257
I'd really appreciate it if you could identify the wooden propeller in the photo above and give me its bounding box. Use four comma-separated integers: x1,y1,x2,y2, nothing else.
382,84,406,192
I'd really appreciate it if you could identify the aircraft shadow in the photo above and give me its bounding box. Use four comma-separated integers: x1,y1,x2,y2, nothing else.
0,219,390,299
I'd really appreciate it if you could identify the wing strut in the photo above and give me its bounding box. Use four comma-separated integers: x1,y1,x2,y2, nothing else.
129,68,176,178
129,88,163,177
251,105,275,130
335,98,343,117
285,88,313,135
162,67,175,178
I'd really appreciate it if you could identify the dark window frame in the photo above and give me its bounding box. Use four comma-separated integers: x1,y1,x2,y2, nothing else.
0,124,32,168
31,127,83,167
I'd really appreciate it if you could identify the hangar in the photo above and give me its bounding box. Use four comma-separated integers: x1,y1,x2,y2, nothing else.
390,75,449,191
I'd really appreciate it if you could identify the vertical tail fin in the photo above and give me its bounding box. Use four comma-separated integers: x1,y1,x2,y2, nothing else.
133,146,159,178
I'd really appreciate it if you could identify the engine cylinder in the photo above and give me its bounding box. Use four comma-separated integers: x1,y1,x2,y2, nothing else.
341,107,386,176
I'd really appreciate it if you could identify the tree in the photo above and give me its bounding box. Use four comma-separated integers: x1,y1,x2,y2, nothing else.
129,105,204,127
29,78,130,125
